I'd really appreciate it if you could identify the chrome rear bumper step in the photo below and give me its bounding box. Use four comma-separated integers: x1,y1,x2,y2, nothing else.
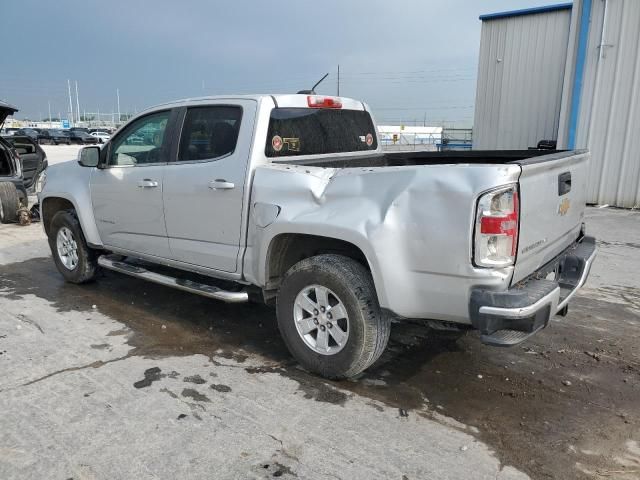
97,255,249,303
481,327,544,347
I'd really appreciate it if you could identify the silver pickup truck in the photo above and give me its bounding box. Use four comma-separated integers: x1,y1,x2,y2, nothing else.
39,94,597,379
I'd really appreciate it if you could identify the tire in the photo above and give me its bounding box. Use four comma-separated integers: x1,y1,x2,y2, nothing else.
48,210,99,283
276,254,390,379
0,182,20,224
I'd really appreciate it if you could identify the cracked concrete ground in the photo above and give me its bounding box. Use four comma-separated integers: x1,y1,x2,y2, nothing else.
0,205,638,479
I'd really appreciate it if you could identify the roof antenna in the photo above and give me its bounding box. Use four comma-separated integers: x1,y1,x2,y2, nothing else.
297,73,329,94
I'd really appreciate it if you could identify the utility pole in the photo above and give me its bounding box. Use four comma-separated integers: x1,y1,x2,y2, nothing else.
67,79,74,124
48,101,52,128
75,81,80,123
116,88,121,124
337,64,340,96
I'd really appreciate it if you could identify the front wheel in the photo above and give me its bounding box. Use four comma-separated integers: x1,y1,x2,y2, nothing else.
48,210,99,283
276,254,390,379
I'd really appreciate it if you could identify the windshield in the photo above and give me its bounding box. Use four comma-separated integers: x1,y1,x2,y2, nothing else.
265,108,377,157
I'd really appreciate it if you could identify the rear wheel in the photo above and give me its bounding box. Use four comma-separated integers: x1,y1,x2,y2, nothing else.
0,182,20,224
48,210,99,283
276,254,390,379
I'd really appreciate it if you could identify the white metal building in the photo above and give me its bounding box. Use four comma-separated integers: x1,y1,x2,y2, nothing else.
473,3,573,151
474,0,640,208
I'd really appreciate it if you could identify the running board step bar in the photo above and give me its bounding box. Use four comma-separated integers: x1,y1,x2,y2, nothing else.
97,255,248,303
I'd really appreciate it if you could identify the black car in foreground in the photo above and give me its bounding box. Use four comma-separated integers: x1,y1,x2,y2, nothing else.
0,101,48,223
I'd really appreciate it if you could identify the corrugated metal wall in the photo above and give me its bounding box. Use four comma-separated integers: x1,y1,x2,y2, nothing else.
473,9,572,149
561,0,640,208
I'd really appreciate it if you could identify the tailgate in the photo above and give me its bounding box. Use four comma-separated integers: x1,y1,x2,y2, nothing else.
512,151,589,284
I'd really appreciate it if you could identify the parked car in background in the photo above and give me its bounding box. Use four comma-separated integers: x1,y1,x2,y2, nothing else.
41,129,72,145
67,130,99,145
0,101,47,222
2,135,48,191
69,127,90,134
14,128,40,141
1,127,20,136
90,131,110,143
124,133,144,145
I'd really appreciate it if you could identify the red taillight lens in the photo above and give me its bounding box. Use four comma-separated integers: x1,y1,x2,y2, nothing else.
474,186,519,267
307,95,342,109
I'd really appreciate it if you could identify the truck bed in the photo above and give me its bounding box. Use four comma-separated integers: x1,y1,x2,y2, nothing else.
274,149,577,168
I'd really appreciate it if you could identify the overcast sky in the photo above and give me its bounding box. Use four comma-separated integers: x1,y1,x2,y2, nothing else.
2,0,557,126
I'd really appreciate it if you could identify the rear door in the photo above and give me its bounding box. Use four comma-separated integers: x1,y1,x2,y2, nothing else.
162,100,256,273
512,151,589,284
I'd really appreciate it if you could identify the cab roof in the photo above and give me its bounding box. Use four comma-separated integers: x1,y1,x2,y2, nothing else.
147,94,366,113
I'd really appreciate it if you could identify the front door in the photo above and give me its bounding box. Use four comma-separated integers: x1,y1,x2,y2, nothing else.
162,101,256,273
90,109,174,258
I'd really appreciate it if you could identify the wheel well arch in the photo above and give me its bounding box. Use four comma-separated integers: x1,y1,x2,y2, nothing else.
265,233,370,292
42,197,75,236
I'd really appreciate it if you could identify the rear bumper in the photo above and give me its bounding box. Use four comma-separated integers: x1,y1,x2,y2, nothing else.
469,235,597,346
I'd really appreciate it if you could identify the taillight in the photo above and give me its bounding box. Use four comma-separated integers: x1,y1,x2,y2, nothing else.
307,95,342,109
474,185,519,268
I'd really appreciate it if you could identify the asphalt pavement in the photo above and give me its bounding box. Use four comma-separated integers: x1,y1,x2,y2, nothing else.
0,176,638,479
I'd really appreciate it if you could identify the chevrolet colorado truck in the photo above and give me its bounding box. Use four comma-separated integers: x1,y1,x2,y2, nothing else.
39,94,597,379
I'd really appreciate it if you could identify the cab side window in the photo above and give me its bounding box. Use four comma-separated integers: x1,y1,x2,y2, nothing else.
109,111,171,166
178,106,242,162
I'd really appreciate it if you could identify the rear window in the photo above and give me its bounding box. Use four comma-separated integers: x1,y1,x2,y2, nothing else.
265,108,377,157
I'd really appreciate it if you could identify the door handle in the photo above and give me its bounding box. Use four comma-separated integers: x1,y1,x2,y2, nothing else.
137,179,159,188
209,179,235,190
558,171,571,196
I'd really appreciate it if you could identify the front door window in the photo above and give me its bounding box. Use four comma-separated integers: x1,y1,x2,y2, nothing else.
109,111,170,166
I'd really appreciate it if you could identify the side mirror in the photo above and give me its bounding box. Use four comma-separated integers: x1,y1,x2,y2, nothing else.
78,146,100,167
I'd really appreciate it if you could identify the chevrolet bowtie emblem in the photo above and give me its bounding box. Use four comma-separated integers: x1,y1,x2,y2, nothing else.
558,198,571,216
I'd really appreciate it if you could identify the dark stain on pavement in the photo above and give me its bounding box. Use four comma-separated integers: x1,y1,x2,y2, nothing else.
210,384,232,393
133,367,163,388
297,381,349,406
182,388,211,403
183,374,206,384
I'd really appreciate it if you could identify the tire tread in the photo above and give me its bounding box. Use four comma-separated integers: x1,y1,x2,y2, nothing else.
0,182,20,224
278,254,390,379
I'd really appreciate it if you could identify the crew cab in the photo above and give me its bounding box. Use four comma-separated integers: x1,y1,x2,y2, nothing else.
39,94,597,379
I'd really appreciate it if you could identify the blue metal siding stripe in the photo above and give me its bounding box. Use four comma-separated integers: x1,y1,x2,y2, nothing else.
480,3,573,21
568,0,592,149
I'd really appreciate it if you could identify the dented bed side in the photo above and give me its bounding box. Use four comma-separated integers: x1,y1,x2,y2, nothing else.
244,162,522,323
